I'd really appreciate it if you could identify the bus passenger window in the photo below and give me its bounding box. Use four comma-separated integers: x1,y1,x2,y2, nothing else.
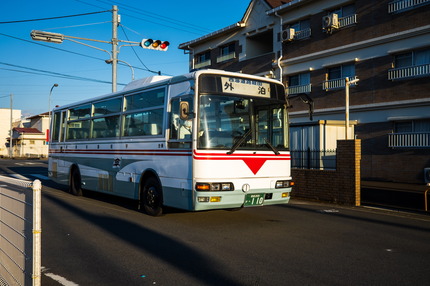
123,109,163,137
67,120,90,140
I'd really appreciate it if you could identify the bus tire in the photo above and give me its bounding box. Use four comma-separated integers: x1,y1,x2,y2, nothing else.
69,166,83,196
141,177,163,216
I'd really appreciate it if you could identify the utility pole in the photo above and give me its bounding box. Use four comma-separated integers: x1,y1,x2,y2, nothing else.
9,93,13,158
112,5,119,92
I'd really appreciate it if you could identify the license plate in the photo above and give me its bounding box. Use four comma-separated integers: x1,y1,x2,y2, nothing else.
244,193,265,206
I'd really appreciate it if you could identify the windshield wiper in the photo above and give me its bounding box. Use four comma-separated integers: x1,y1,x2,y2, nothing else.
227,129,252,154
264,138,280,155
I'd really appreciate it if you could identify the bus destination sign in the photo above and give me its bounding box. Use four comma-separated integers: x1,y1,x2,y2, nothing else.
221,77,271,97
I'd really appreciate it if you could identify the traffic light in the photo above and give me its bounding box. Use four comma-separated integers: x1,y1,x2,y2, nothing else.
140,39,170,51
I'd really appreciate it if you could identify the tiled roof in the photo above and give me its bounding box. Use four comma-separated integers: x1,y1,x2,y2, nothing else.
14,127,43,134
265,0,294,9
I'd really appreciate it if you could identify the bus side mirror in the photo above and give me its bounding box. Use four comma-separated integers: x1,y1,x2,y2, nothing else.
179,101,189,120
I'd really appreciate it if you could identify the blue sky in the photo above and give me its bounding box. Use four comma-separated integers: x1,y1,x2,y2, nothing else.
0,0,250,116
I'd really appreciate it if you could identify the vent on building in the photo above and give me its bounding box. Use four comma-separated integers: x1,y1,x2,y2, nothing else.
322,13,339,32
282,28,295,42
424,168,430,184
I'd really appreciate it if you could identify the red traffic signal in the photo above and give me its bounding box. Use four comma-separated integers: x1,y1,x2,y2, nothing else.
141,39,170,51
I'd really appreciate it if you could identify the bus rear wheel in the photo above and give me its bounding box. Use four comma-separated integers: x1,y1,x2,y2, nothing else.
141,177,163,216
69,167,83,196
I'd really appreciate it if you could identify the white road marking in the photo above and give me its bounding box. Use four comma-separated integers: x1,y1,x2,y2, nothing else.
42,267,79,286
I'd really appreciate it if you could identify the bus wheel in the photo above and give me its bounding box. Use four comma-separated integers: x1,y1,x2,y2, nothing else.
141,177,163,216
69,167,83,196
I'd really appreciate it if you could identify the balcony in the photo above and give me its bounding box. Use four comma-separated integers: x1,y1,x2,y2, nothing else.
388,0,430,13
339,14,357,28
294,28,311,40
216,52,236,63
388,132,430,148
388,64,430,80
195,59,211,69
286,84,312,95
322,76,358,91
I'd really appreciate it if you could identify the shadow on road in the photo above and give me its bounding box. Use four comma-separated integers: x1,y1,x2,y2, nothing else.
43,193,243,286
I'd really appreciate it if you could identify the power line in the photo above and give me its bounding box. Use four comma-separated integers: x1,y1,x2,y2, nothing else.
104,0,212,34
77,0,211,35
0,62,126,86
0,10,110,24
0,33,106,61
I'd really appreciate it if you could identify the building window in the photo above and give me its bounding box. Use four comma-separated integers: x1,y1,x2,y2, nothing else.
286,19,311,41
29,140,35,145
388,119,430,148
388,48,430,80
195,51,211,69
217,43,236,63
287,72,311,95
388,0,430,14
323,63,357,90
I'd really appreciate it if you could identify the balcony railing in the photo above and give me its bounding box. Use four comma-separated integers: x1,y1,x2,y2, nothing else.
216,53,236,63
388,132,430,148
388,64,430,80
294,28,311,40
339,14,357,28
388,0,430,13
286,84,312,95
195,59,211,69
322,76,358,91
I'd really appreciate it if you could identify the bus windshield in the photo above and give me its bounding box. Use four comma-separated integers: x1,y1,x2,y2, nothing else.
198,94,289,152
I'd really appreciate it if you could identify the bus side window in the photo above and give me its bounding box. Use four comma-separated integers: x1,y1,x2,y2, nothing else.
170,99,193,140
169,98,193,148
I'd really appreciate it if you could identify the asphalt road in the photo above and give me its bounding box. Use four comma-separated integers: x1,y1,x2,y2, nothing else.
1,159,430,286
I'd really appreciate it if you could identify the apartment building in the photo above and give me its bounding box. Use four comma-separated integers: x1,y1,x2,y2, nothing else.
179,0,430,184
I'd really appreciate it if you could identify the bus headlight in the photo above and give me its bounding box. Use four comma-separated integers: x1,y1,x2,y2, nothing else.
275,180,294,189
196,182,234,191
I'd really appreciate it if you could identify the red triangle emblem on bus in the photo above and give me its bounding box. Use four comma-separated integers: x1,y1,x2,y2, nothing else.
242,158,267,175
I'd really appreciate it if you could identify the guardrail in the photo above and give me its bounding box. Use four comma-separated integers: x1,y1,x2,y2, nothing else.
0,176,41,286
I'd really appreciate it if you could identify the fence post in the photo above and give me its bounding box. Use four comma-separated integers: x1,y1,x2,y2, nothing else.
32,179,42,286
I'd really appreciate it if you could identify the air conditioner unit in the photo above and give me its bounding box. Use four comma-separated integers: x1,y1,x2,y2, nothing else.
424,168,430,184
282,28,295,42
322,13,339,30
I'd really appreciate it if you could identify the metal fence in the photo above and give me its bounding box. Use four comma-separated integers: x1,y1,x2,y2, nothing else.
0,176,41,286
291,149,337,170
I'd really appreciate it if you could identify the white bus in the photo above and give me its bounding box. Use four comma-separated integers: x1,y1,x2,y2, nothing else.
48,69,293,216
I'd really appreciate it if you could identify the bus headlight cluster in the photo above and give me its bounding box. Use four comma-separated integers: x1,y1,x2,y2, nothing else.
195,182,234,192
275,180,294,189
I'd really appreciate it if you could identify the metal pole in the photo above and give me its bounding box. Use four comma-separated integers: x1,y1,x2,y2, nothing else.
9,94,13,158
32,179,42,286
112,5,119,92
345,77,350,140
49,84,58,134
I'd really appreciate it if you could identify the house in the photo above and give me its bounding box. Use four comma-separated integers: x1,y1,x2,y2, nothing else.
11,127,46,158
179,0,430,184
0,108,21,157
1,111,50,158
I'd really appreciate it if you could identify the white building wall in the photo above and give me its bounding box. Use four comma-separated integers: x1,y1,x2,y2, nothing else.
0,108,21,157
